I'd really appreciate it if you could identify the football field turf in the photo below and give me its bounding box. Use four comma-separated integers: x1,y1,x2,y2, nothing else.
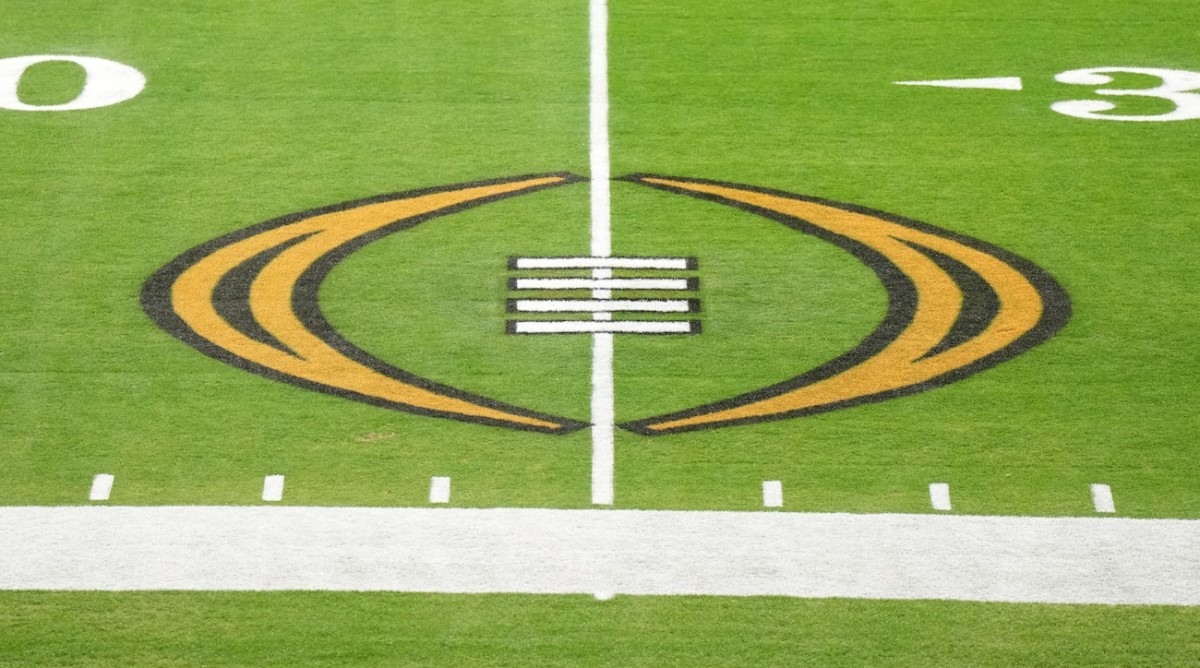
1,0,1199,664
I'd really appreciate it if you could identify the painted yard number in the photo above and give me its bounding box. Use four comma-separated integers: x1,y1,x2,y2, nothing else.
899,66,1200,122
1053,67,1200,121
0,55,145,111
1,55,1197,123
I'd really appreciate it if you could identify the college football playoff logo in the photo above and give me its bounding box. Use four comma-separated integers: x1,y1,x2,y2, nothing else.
141,173,1070,434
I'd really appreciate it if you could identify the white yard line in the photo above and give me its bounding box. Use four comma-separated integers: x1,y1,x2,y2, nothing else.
589,0,611,259
1,506,1198,605
589,0,614,506
590,333,615,505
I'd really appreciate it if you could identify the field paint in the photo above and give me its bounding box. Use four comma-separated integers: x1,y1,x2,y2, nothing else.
0,55,146,111
612,175,1069,436
512,321,697,335
929,483,952,511
88,474,114,502
589,0,615,506
261,475,284,502
590,267,613,319
1091,484,1115,513
894,76,1023,91
763,481,783,508
511,299,694,313
429,477,451,504
146,175,586,436
896,67,1200,122
591,333,614,505
589,0,610,257
1052,67,1200,122
3,507,1200,605
513,257,693,270
512,277,693,291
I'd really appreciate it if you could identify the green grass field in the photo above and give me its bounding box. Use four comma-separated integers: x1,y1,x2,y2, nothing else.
2,0,1199,664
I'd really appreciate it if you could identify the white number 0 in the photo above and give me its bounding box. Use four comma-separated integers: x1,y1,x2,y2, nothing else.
1052,67,1200,122
0,55,145,111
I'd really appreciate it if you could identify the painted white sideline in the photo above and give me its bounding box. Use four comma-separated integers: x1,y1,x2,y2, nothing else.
763,481,783,508
2,507,1199,605
88,474,114,501
261,475,284,502
929,483,952,511
894,76,1023,91
429,477,451,504
1091,484,1115,513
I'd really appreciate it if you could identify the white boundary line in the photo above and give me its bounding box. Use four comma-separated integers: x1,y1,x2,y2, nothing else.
3,506,1198,605
589,0,614,506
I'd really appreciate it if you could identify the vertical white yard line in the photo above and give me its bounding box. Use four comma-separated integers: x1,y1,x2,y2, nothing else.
88,474,114,502
1091,484,1116,513
591,333,614,505
589,0,611,258
589,0,615,506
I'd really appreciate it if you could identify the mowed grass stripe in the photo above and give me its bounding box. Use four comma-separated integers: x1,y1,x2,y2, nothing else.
2,592,1200,667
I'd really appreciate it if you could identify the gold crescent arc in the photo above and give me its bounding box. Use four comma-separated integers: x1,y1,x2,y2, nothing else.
617,175,1071,435
142,173,589,434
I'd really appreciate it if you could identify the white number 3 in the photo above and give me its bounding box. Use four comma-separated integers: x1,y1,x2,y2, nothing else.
1052,67,1200,122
